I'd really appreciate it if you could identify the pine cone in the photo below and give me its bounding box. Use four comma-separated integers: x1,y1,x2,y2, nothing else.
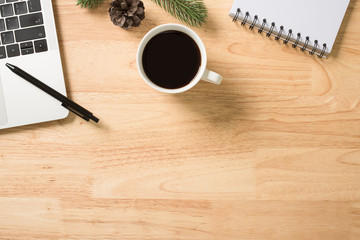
109,0,145,29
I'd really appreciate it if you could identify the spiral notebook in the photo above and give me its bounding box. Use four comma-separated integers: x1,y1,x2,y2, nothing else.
229,0,350,58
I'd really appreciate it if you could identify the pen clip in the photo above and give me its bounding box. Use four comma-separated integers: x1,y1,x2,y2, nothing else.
61,103,90,121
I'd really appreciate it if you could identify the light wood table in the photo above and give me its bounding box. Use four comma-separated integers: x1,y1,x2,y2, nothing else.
1,0,360,239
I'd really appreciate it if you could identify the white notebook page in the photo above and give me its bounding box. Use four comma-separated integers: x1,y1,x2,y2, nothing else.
230,0,350,55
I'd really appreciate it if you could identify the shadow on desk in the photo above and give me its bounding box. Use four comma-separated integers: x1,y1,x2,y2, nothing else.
173,79,251,127
0,114,75,136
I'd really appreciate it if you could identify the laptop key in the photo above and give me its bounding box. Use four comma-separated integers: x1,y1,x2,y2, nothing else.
28,0,41,12
20,12,43,28
1,4,14,17
15,25,45,42
1,31,14,44
14,1,27,15
0,46,6,59
20,41,33,49
0,0,5,4
0,19,5,32
6,43,20,57
20,41,34,55
6,16,19,30
34,39,47,53
6,0,19,2
21,46,34,55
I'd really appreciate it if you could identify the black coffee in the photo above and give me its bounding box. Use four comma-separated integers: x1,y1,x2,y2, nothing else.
142,30,201,89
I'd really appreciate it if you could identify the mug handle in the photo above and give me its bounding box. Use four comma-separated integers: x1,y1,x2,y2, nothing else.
201,69,223,85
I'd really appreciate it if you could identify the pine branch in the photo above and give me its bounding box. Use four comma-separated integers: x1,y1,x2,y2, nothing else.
151,0,208,27
77,0,104,8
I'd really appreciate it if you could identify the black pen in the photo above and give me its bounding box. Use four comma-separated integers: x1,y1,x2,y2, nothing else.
6,63,99,123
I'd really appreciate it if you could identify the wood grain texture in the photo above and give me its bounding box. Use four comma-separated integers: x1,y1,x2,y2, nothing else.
1,0,360,239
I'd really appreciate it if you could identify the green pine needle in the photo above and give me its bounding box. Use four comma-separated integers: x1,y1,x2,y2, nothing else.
151,0,208,27
77,0,104,8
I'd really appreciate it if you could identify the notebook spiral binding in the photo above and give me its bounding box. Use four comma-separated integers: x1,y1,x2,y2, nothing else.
232,8,327,58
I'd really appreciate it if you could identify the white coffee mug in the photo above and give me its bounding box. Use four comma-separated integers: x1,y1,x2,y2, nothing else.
137,24,223,94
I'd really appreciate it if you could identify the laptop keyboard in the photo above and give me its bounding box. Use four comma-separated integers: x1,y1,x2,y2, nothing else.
0,0,47,59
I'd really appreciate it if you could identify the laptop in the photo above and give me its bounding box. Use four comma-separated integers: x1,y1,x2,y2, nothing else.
0,0,68,130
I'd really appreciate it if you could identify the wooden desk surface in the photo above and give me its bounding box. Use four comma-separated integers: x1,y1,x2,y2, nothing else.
1,0,360,239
